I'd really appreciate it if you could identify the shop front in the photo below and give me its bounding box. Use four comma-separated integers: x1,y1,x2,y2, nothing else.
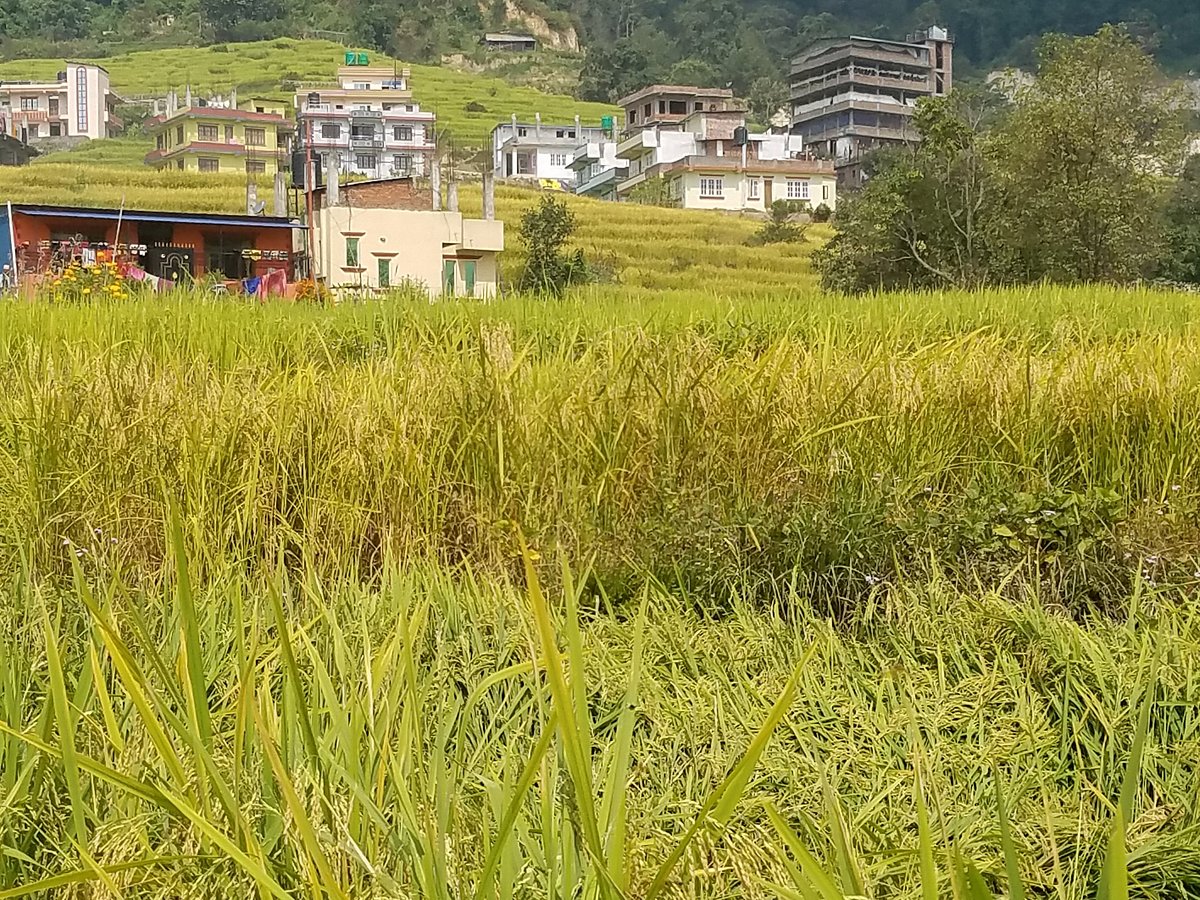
1,202,302,289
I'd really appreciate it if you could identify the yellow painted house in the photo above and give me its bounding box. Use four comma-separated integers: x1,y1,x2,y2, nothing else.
145,99,293,176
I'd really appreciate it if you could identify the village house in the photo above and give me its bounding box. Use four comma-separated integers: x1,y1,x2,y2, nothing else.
480,32,538,52
306,167,504,298
790,26,954,184
144,88,293,175
569,137,628,200
294,55,436,180
0,63,122,146
492,114,609,185
614,85,837,212
0,202,301,285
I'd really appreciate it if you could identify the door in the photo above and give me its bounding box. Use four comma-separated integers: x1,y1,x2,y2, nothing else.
763,178,773,205
377,257,390,288
442,259,456,296
463,260,476,297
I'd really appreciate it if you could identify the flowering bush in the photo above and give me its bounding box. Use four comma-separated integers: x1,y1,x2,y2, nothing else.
294,279,332,305
48,261,130,303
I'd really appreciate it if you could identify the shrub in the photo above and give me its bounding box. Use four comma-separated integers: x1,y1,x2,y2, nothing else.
517,196,593,296
465,100,489,113
625,175,674,206
812,202,832,223
747,200,809,246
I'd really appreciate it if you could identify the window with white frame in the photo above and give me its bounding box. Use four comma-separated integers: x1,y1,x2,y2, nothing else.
747,177,761,200
548,152,569,167
699,176,723,198
355,153,378,169
393,124,413,141
822,184,830,200
787,179,810,200
20,97,38,110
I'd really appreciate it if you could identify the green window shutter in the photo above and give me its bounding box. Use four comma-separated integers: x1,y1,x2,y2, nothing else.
377,257,390,288
463,260,476,296
345,237,359,267
442,259,456,296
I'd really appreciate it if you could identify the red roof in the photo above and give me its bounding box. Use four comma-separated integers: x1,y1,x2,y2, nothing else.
151,106,292,127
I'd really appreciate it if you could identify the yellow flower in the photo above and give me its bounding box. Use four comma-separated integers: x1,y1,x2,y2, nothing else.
82,288,91,295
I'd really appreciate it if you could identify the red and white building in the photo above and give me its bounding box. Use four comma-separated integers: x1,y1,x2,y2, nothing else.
294,63,436,180
0,62,122,146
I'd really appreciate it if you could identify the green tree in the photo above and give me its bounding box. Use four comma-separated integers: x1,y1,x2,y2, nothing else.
518,196,590,296
1159,155,1200,283
748,76,787,127
990,25,1188,283
816,90,1002,292
748,200,810,245
200,0,283,40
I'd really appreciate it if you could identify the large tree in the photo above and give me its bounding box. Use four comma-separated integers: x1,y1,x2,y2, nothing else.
990,25,1189,283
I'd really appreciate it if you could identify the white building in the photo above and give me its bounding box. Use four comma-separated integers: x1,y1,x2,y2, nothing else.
570,139,629,200
492,115,609,185
616,103,837,212
294,63,436,179
0,63,121,145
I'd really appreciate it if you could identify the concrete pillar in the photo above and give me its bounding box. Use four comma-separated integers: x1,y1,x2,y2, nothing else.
184,84,192,108
447,181,459,212
273,172,287,217
246,181,258,215
230,86,237,109
431,158,442,210
535,112,541,138
326,153,339,206
482,170,495,220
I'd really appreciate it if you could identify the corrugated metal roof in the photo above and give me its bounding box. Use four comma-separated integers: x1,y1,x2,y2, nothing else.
10,203,304,229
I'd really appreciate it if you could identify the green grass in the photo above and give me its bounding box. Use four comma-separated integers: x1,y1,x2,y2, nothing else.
0,38,618,149
1,265,1199,895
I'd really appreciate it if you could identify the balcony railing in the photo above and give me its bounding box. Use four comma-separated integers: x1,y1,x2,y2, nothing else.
350,108,383,118
350,137,383,150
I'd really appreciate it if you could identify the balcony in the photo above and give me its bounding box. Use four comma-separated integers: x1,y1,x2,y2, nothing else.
616,131,655,159
350,108,383,119
575,165,624,196
350,137,383,150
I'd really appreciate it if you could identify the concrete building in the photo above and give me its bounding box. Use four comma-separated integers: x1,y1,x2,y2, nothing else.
144,88,293,175
0,63,122,147
294,61,436,179
570,138,628,200
492,115,609,185
614,87,836,212
790,26,954,184
307,172,504,298
619,85,740,132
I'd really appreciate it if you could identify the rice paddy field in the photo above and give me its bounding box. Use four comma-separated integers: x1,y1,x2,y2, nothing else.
0,38,617,149
0,282,1199,898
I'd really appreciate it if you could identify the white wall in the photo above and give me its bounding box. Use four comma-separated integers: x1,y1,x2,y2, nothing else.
314,207,501,297
675,171,838,212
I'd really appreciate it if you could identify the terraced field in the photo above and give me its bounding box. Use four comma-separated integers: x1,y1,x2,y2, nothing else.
0,38,617,148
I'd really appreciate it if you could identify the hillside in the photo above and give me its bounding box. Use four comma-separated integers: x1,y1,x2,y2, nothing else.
0,38,617,148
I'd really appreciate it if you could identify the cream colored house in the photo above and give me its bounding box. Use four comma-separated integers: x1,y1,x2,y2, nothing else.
308,176,504,297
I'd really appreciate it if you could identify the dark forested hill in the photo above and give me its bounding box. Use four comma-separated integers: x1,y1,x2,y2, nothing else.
1,0,1196,103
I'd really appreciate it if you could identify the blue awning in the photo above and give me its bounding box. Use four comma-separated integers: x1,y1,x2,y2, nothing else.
12,205,305,229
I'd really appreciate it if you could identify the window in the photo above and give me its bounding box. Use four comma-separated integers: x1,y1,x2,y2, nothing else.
355,153,377,169
517,127,527,137
822,184,829,200
76,67,89,133
629,110,637,125
394,153,412,174
49,123,61,137
377,257,390,287
699,176,723,198
747,177,760,200
787,179,810,200
20,97,38,110
694,101,704,111
442,259,456,296
643,103,651,118
198,124,219,141
548,152,569,167
156,134,165,150
345,237,360,268
668,100,687,114
48,97,59,116
245,127,266,146
26,124,39,138
198,158,220,172
351,123,375,140
246,159,267,174
658,100,666,114
177,125,184,144
225,124,235,142
321,123,340,139
393,124,413,141
353,81,370,90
